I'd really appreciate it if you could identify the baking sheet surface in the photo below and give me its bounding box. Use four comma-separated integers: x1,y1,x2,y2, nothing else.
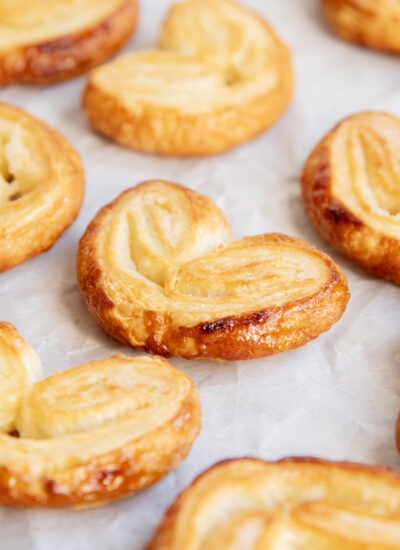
1,1,400,548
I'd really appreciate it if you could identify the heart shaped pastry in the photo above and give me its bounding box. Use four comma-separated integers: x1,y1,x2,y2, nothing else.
0,102,84,272
0,0,138,84
83,0,293,156
77,180,349,361
0,322,201,508
147,457,400,549
302,112,400,284
322,0,400,53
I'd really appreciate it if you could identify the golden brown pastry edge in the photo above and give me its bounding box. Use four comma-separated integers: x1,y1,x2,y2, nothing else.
0,0,138,85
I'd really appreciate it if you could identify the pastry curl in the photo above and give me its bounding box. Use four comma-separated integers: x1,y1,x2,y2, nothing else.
83,0,293,156
147,457,400,549
77,180,349,361
322,0,400,53
302,112,400,284
0,322,201,508
0,102,84,272
0,0,138,84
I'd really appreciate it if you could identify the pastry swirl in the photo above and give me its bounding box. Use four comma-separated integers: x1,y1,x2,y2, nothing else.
322,0,400,53
83,0,293,156
147,457,400,549
0,322,201,508
302,112,400,284
0,102,84,272
0,0,138,84
77,180,349,361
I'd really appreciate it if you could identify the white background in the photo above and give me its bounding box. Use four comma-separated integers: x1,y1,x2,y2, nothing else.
1,1,400,548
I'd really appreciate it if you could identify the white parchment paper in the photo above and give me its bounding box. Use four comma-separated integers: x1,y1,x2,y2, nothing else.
1,1,400,548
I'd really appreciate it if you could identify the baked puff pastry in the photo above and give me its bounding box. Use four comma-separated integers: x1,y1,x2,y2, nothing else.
0,102,84,272
302,112,400,284
0,322,201,508
147,457,400,549
77,180,349,361
82,0,293,156
0,0,138,85
322,0,400,53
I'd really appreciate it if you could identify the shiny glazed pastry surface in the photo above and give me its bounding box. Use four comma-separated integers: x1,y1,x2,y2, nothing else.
0,322,201,508
77,180,349,361
322,0,400,53
0,102,84,272
0,0,138,84
147,457,400,549
302,112,400,284
83,0,293,155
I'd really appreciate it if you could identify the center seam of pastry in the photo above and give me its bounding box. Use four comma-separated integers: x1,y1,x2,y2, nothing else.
0,136,21,204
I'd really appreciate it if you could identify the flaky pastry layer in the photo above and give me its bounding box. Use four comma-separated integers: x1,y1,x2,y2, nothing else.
302,112,400,284
77,180,349,361
322,0,400,53
0,322,201,508
83,0,293,155
0,102,84,271
0,0,138,84
147,457,400,549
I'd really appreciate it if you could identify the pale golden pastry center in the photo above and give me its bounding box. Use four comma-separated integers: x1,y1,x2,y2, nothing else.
94,181,340,321
331,113,400,239
0,120,49,205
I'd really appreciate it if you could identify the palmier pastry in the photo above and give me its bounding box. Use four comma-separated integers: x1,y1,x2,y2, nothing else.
322,0,400,53
83,0,293,156
77,180,349,361
0,321,201,508
0,0,138,85
147,457,400,549
0,102,84,272
302,112,400,284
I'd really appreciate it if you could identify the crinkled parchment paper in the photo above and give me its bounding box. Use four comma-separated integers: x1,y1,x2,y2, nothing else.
1,1,400,548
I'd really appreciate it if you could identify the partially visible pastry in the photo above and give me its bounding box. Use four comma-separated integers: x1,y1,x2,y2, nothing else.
322,0,400,53
77,180,349,361
0,322,201,508
0,102,84,272
147,457,400,549
83,0,293,156
302,112,400,284
0,0,138,84
0,322,42,433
